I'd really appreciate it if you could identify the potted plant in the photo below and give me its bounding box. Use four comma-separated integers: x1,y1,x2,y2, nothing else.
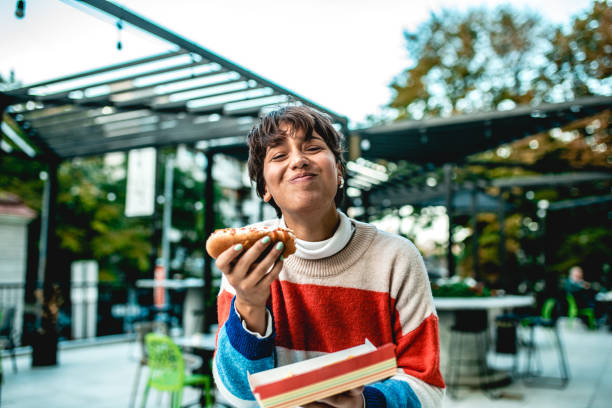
31,283,64,367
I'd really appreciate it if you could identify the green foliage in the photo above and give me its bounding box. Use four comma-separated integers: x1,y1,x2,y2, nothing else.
390,2,611,120
54,156,153,282
553,227,612,276
0,154,45,211
390,6,552,120
544,0,612,98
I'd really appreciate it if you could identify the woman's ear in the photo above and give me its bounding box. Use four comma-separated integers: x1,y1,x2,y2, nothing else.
263,188,272,202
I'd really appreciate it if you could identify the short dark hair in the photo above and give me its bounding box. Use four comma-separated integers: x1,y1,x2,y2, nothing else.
247,105,346,217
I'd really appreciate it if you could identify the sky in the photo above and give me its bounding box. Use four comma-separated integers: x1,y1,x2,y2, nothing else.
0,0,595,128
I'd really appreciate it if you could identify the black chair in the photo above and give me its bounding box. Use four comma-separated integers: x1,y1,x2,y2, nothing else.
520,314,570,389
0,307,18,373
493,314,521,377
446,310,493,399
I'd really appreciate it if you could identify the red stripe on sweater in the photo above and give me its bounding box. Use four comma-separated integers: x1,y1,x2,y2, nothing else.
271,281,394,353
218,290,234,325
395,313,445,388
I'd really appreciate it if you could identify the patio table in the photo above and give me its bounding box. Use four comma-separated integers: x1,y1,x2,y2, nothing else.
434,295,535,311
434,295,535,391
173,332,216,352
136,278,205,334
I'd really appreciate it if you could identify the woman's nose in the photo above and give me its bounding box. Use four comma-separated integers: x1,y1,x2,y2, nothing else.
290,151,309,169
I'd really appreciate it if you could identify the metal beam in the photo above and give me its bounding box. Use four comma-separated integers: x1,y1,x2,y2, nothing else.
53,122,252,158
10,50,188,91
36,60,210,102
492,172,612,188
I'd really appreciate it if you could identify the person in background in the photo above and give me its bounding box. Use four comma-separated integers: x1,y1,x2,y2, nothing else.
564,265,595,310
212,105,445,407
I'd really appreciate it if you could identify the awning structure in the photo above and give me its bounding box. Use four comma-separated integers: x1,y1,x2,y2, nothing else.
0,0,349,332
369,187,509,214
1,47,347,160
354,96,612,165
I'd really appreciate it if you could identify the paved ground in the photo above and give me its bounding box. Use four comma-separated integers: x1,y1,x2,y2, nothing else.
2,319,611,407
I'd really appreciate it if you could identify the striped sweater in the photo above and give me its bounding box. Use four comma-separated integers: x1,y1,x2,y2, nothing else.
213,218,445,407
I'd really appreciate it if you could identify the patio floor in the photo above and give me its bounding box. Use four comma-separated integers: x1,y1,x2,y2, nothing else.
1,319,611,407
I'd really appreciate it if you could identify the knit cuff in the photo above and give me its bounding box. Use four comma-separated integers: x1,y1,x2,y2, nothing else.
225,296,275,360
363,386,386,408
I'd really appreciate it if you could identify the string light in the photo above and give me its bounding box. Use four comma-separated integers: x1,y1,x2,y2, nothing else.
15,0,25,19
116,20,123,50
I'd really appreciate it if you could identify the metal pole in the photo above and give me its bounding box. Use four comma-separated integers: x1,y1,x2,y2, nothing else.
444,164,455,277
160,155,174,311
41,160,59,286
471,186,479,280
37,171,50,285
203,150,215,331
498,188,507,274
362,190,371,223
160,156,174,274
147,148,163,280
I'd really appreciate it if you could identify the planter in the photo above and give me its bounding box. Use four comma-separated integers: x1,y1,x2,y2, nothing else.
31,331,58,367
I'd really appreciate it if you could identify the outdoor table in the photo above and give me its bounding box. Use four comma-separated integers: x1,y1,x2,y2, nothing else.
173,332,217,352
172,332,217,406
135,278,205,289
136,278,205,334
433,294,535,311
434,295,535,390
173,333,216,387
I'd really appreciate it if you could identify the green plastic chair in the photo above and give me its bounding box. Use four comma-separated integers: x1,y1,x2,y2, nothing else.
565,293,596,330
541,298,557,320
141,333,212,408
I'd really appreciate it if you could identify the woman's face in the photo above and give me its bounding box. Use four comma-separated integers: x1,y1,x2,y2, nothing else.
262,123,341,216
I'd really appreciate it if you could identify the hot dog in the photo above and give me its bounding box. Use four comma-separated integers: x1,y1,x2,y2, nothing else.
205,226,296,259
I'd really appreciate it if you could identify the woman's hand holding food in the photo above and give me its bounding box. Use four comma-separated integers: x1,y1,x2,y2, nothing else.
215,236,285,335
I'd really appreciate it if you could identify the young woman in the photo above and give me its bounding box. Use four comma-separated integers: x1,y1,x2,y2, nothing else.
213,106,445,407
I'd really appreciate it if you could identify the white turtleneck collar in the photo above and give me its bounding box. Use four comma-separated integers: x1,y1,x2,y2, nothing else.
279,210,354,260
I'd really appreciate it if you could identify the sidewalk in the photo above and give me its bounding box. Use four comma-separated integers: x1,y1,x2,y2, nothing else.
1,320,611,407
441,319,612,408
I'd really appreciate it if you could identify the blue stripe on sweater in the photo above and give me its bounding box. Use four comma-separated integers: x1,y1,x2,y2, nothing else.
225,296,276,360
215,322,275,400
367,379,421,408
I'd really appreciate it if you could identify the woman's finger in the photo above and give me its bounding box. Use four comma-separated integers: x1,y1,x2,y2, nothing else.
215,243,245,273
233,236,273,275
245,241,284,285
257,256,283,287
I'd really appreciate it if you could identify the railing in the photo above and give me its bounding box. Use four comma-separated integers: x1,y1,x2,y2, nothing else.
0,282,156,347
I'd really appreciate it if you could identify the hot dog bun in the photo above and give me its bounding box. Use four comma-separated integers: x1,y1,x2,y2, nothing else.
205,226,296,259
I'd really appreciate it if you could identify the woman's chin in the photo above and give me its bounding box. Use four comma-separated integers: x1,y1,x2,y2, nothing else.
287,202,338,216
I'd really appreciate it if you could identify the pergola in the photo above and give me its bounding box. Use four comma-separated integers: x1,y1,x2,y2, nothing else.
0,0,348,329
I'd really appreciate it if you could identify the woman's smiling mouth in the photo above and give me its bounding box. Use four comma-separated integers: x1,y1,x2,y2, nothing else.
290,172,316,183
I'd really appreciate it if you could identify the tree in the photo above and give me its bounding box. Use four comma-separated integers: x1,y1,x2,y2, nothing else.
390,6,553,120
544,0,612,99
390,1,611,120
386,1,612,289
